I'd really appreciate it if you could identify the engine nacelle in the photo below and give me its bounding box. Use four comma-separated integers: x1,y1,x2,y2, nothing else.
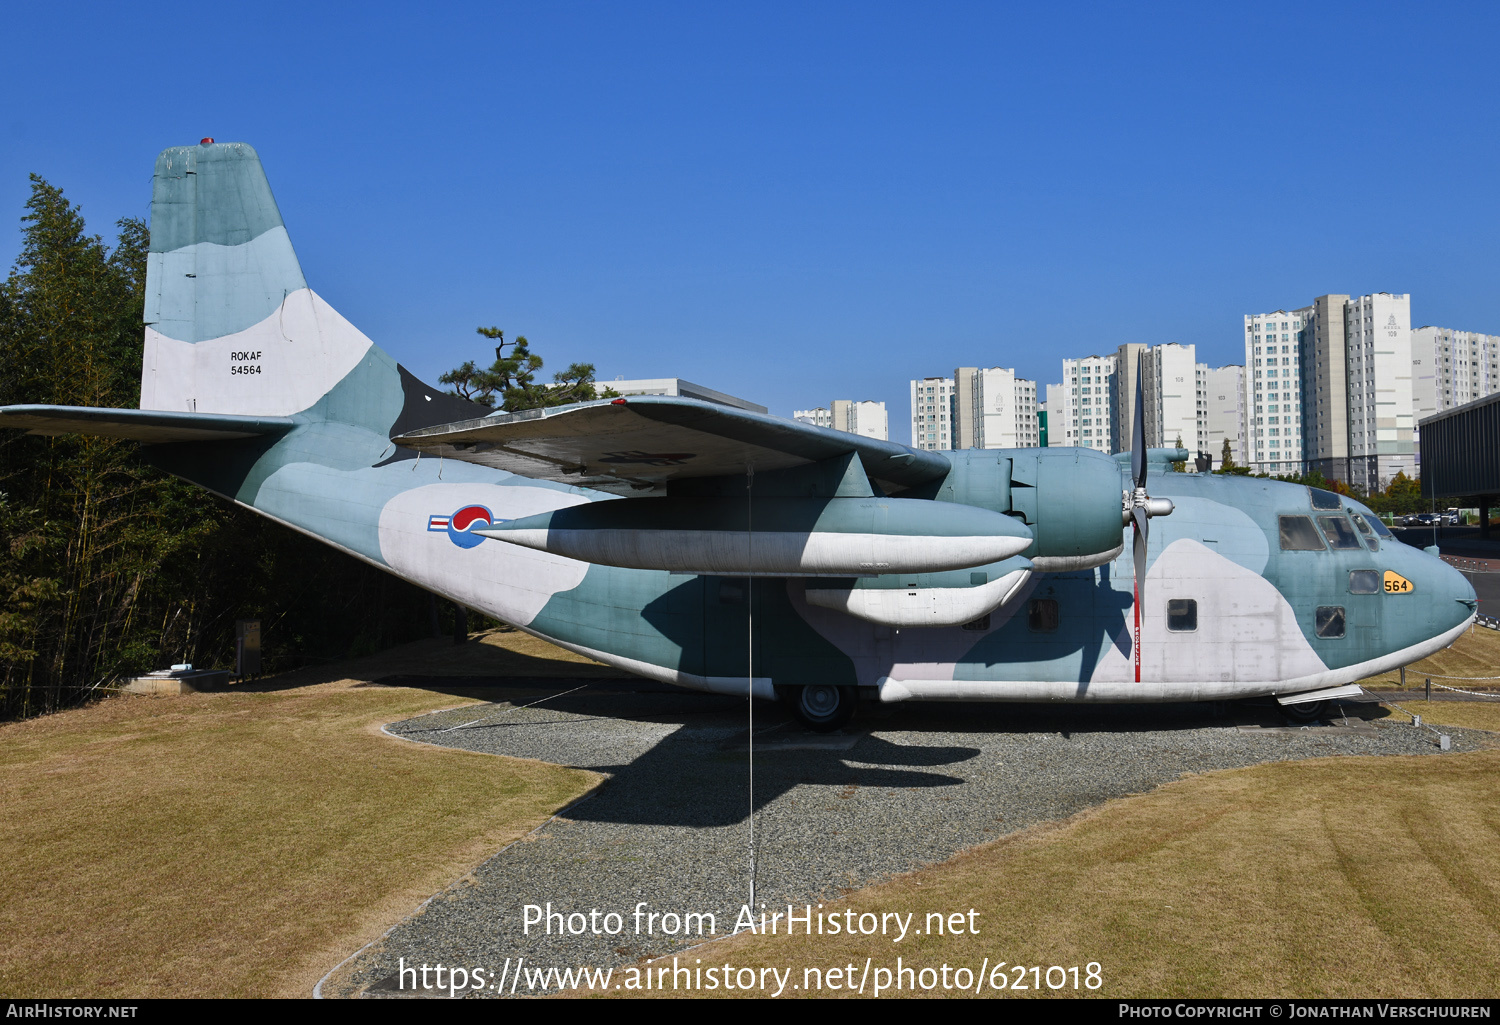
476,495,1034,576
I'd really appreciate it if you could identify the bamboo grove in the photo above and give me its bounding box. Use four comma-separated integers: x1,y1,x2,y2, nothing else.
0,178,454,719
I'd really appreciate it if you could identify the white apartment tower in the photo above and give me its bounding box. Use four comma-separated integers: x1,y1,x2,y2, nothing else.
1199,364,1246,468
910,377,956,450
792,407,833,428
955,367,1039,449
1243,309,1307,475
1343,293,1414,490
1141,343,1199,453
1411,326,1500,468
832,399,889,441
1059,354,1118,452
796,402,888,440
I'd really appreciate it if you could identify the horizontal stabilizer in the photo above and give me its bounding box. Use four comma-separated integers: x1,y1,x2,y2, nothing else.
0,405,295,444
392,395,950,494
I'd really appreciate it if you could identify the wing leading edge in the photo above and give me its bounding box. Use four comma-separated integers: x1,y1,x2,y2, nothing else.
390,395,951,494
0,405,296,444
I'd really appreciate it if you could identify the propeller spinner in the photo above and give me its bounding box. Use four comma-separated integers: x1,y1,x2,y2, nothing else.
1124,356,1174,684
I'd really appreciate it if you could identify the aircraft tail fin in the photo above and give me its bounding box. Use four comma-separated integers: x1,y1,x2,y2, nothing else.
140,141,376,418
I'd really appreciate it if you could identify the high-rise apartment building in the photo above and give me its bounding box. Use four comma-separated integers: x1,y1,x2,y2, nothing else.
1411,326,1500,467
1141,343,1199,452
1043,384,1065,446
1254,293,1413,489
795,401,888,440
831,399,889,441
954,367,1039,449
1302,294,1348,482
1113,343,1146,451
911,370,1036,450
910,377,956,450
1058,354,1118,452
1243,309,1307,475
792,406,833,428
1343,293,1414,490
1198,364,1246,468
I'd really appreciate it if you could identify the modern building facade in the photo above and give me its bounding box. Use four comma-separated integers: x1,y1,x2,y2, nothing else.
910,377,957,450
1411,326,1500,468
1057,354,1119,452
1199,364,1246,468
954,367,1039,449
795,401,888,440
792,406,833,428
1141,343,1199,453
910,370,1036,450
831,399,889,441
1243,309,1307,476
1112,343,1145,453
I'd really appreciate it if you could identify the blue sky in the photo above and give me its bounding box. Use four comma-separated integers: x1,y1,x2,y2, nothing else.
3,2,1497,422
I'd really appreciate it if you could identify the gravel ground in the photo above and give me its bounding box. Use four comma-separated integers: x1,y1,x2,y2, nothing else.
321,681,1488,999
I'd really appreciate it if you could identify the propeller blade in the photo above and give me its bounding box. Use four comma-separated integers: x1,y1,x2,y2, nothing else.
1131,352,1147,489
1133,505,1148,604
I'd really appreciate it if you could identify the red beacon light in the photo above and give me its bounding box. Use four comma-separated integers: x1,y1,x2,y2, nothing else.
200,138,215,145
611,398,627,405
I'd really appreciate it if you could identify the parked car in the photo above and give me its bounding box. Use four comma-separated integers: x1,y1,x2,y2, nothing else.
1402,512,1439,527
1444,509,1461,525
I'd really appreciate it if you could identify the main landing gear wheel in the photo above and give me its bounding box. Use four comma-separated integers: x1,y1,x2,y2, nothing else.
779,684,857,732
1282,700,1328,722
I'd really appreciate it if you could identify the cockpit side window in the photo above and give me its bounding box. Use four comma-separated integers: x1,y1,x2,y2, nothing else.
1318,516,1362,550
1279,515,1326,551
1349,513,1380,551
1309,488,1343,510
1362,512,1394,539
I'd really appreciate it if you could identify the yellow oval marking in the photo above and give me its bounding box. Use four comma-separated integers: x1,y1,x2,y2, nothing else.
1384,570,1415,594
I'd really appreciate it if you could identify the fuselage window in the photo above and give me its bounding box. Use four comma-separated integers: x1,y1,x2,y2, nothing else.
1279,516,1326,551
1315,606,1346,638
1318,516,1362,550
1028,599,1059,632
1309,487,1343,510
1348,570,1380,594
1167,599,1197,632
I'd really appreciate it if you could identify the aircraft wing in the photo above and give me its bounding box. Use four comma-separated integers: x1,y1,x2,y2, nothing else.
391,395,950,493
0,405,296,444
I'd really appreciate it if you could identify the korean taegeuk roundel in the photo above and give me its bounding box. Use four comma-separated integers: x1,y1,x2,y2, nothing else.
427,505,494,549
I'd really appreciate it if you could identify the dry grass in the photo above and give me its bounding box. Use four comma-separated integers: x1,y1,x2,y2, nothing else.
1379,699,1500,733
672,750,1500,999
1361,623,1500,691
0,628,605,998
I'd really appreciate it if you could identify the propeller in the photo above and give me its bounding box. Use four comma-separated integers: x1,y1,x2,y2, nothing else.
1125,355,1175,684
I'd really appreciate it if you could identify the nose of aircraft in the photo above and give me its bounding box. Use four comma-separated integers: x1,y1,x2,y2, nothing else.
1428,550,1479,631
